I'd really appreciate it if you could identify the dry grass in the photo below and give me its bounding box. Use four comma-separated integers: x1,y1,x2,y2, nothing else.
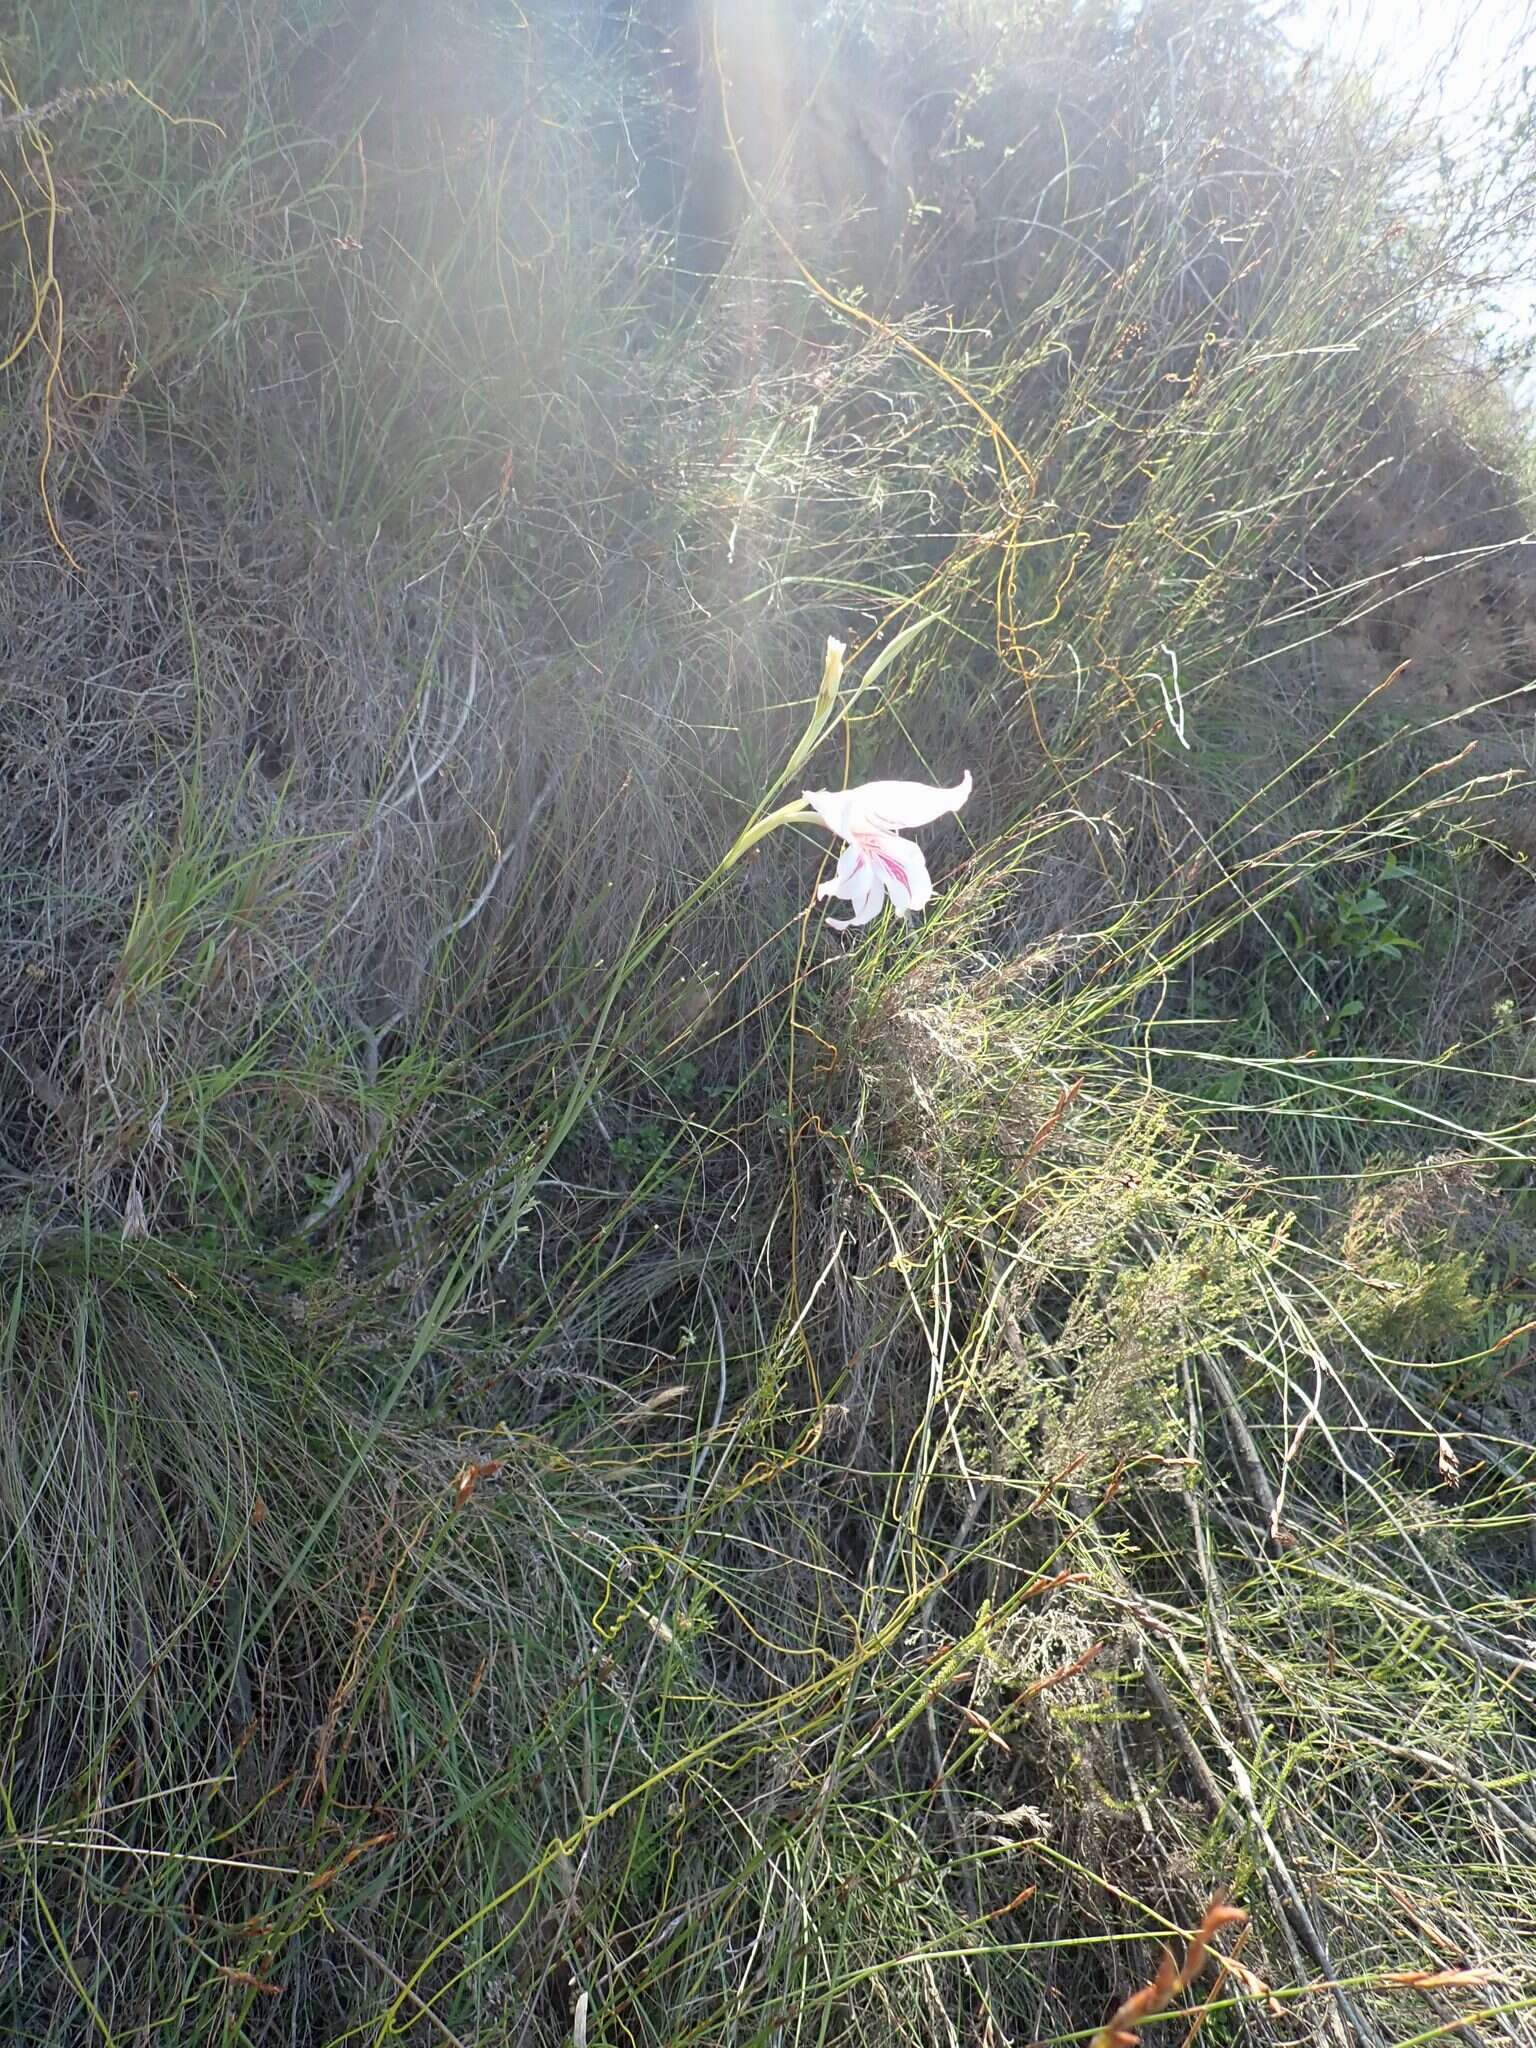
1,2,1535,2043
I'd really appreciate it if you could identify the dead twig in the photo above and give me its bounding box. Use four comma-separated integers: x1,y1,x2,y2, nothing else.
1138,1652,1385,2048
1090,1896,1248,2048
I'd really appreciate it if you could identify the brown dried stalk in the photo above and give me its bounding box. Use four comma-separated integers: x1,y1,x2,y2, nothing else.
1091,1898,1248,2048
1382,1968,1513,1993
0,80,133,140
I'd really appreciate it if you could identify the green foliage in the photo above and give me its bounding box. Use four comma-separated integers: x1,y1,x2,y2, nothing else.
1331,1163,1492,1359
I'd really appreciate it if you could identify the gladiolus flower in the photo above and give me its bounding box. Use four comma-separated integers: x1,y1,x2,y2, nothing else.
804,772,972,930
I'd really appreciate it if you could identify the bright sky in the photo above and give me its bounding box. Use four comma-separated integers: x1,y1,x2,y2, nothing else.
1283,0,1532,129
1282,0,1536,387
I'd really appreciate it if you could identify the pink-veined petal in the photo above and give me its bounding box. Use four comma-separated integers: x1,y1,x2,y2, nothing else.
804,770,967,931
856,772,972,833
822,848,886,929
817,840,866,901
865,829,931,916
805,773,972,842
845,859,886,925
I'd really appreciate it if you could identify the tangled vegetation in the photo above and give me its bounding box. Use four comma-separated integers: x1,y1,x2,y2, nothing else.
2,1,1535,2042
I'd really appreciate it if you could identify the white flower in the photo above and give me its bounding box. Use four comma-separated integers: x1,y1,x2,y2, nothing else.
804,772,973,930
